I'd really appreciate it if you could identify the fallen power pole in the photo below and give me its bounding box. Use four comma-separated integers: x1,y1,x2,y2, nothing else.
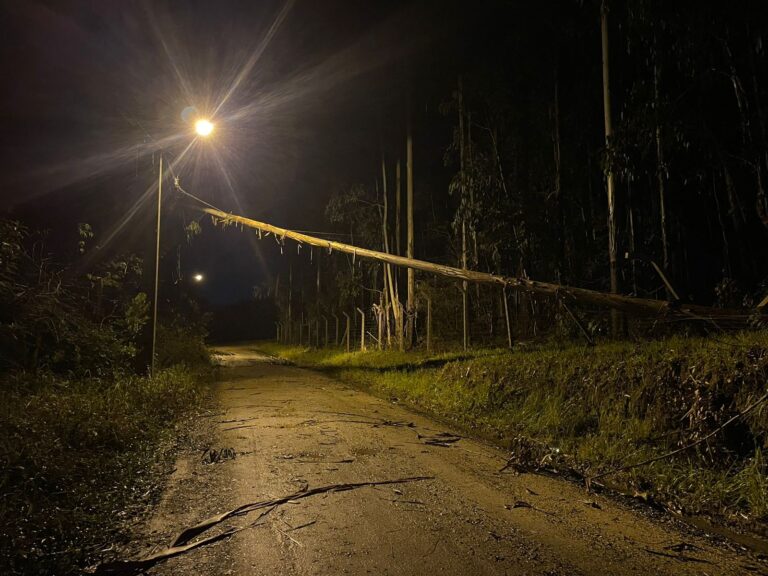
202,207,746,320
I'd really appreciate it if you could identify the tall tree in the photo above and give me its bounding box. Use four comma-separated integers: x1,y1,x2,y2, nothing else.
600,0,622,334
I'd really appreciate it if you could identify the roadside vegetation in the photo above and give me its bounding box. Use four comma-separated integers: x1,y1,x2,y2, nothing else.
259,332,768,533
0,220,212,575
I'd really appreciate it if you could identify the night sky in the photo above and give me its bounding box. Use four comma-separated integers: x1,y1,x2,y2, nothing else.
0,0,456,305
6,0,764,315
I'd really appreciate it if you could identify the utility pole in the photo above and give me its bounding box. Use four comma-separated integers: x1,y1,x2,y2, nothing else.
151,155,163,377
601,0,621,336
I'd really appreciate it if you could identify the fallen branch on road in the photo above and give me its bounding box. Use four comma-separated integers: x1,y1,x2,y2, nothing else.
171,476,433,547
418,432,462,447
90,476,433,575
89,507,275,576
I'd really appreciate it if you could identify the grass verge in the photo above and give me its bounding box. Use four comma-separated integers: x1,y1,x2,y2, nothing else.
0,365,212,575
258,333,768,532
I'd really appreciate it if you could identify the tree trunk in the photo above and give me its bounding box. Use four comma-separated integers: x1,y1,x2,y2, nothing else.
462,220,469,350
274,274,280,303
553,67,566,283
406,112,416,347
654,61,671,290
600,0,622,336
467,110,480,304
713,175,733,278
382,154,404,351
459,77,470,351
628,182,637,295
396,160,402,256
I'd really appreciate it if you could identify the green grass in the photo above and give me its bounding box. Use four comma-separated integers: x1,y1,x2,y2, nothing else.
0,365,212,576
260,332,768,526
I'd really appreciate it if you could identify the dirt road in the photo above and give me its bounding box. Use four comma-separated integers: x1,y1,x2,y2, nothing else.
132,345,763,575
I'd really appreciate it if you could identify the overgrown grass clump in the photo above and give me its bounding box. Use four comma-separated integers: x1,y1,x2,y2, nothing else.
261,332,768,526
0,366,210,575
0,217,215,574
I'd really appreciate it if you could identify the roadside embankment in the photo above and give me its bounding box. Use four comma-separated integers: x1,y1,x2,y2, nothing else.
258,333,768,536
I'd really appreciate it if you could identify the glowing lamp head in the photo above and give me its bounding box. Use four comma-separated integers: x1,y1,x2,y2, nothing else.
194,119,214,137
193,273,204,283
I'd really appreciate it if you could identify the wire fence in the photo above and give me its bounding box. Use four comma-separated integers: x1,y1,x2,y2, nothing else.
274,272,763,352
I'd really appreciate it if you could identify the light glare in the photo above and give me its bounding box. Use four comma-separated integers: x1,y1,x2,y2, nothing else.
193,273,204,282
195,119,214,137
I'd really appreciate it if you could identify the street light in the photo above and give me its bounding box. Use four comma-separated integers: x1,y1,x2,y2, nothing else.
193,273,204,282
151,118,215,376
195,118,214,137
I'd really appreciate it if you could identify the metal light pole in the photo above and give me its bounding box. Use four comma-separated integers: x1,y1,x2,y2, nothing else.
149,118,213,376
151,155,163,376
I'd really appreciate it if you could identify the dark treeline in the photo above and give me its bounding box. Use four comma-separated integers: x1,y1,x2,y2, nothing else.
272,0,768,345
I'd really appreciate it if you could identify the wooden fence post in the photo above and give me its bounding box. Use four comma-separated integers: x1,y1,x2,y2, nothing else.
343,312,351,353
357,307,366,351
332,313,340,346
426,296,432,354
503,287,513,349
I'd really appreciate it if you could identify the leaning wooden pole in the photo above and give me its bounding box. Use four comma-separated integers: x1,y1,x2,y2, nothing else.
202,207,743,319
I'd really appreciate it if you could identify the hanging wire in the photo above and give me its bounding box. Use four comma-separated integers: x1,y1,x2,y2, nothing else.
174,181,223,212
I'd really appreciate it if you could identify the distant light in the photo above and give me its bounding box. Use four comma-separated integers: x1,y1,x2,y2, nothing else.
195,119,214,137
193,273,204,282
